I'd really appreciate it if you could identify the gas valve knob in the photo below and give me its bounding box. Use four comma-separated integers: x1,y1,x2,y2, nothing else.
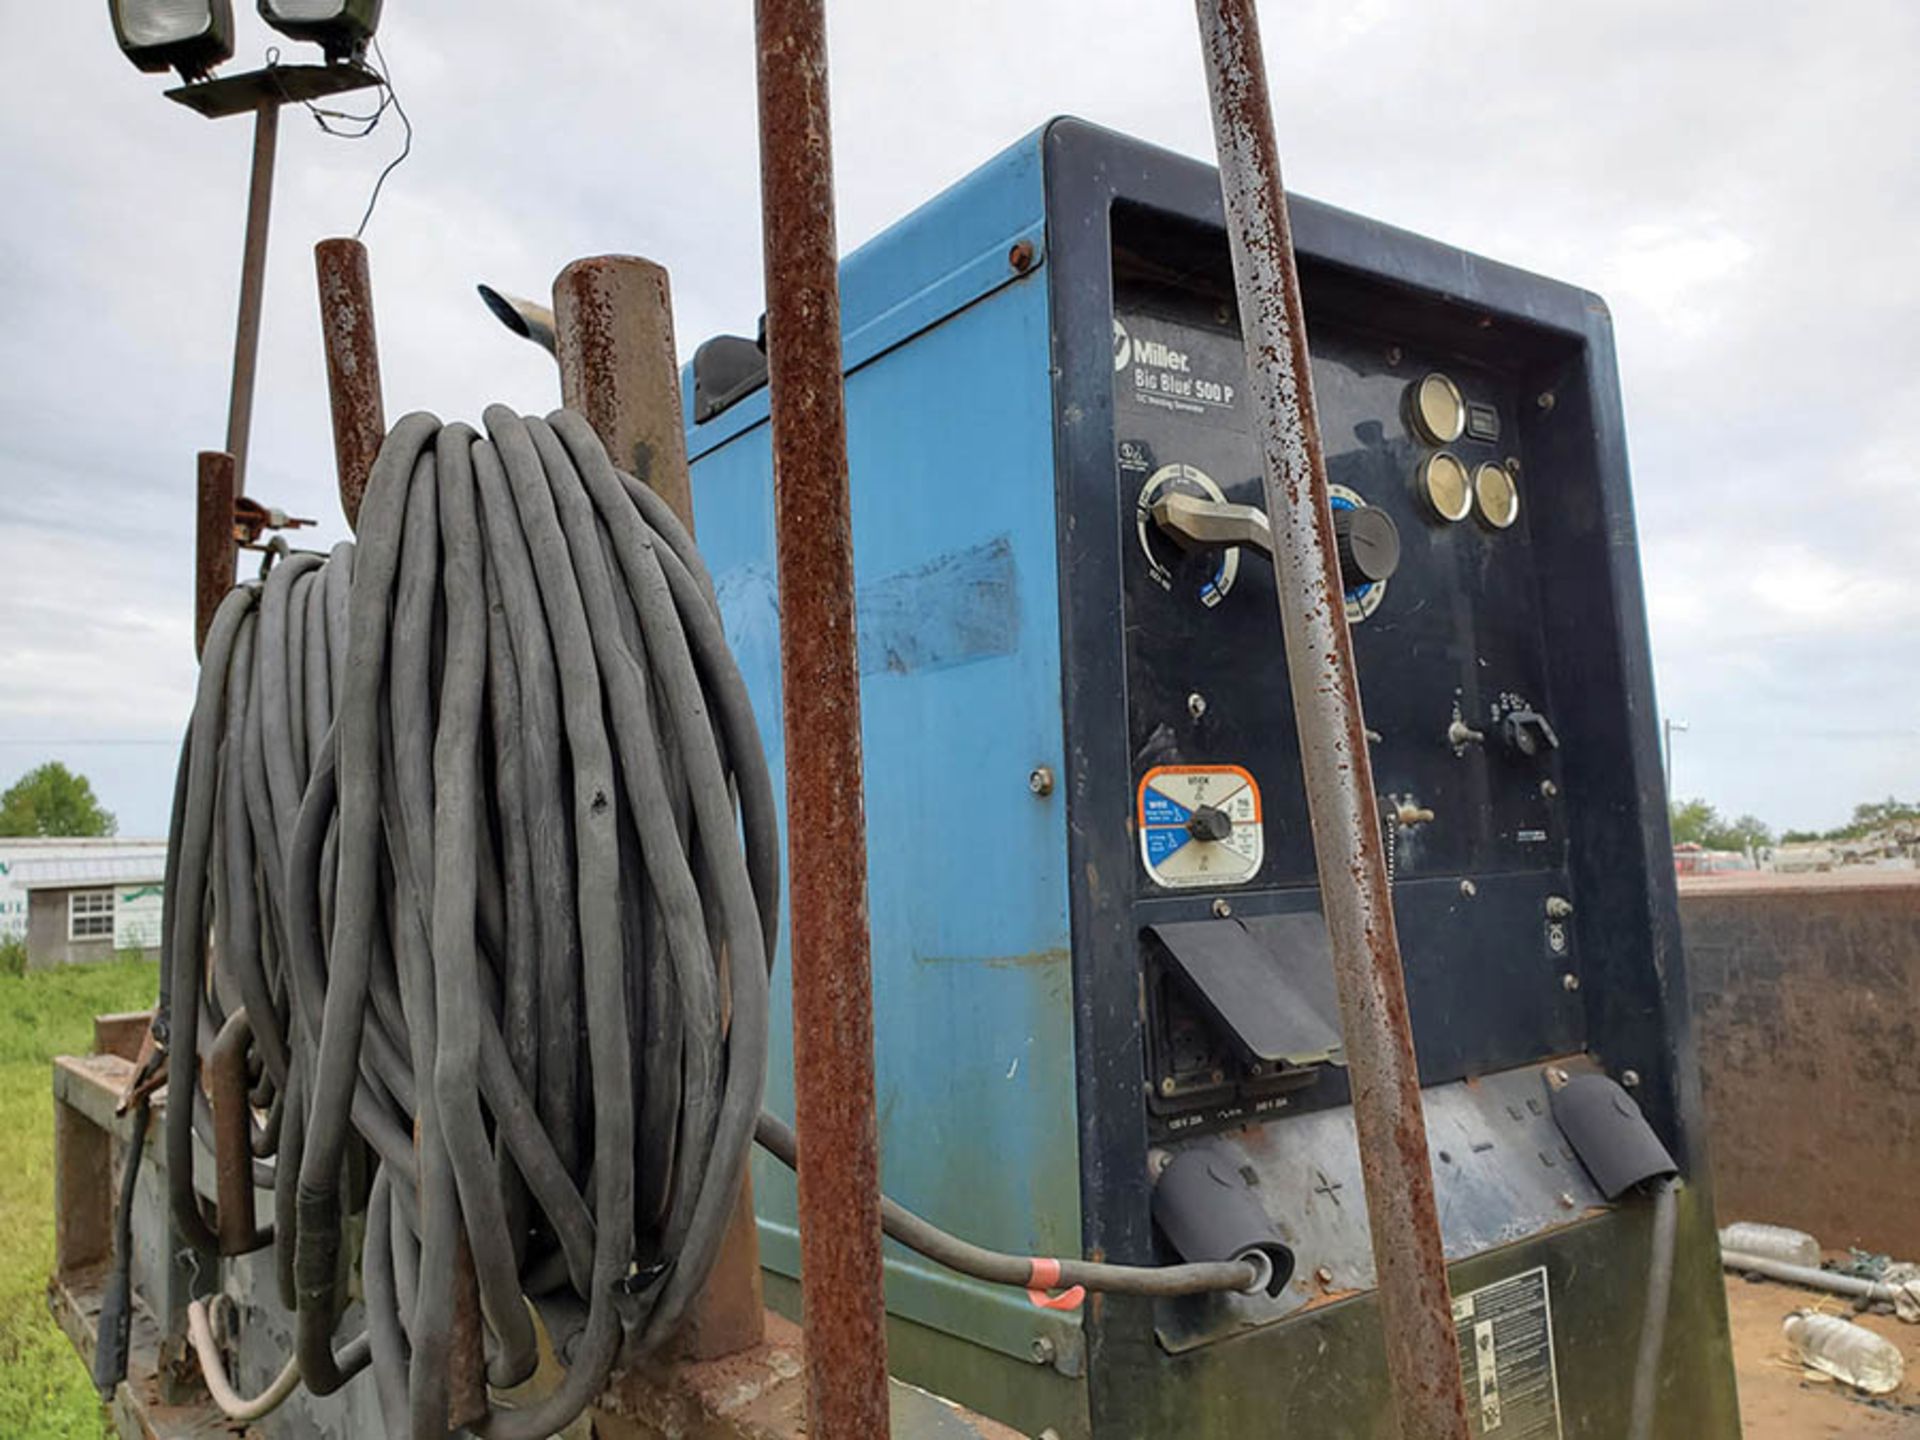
1331,504,1401,590
1501,708,1560,757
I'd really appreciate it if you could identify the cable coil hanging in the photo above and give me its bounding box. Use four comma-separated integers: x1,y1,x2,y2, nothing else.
150,402,1268,1438
159,407,777,1438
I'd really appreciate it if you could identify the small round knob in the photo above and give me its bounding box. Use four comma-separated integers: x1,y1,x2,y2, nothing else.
1333,505,1401,589
1187,805,1234,843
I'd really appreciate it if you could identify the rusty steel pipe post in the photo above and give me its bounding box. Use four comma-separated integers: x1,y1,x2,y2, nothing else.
551,255,768,1359
1194,2,1471,1436
754,3,892,1436
315,238,386,529
209,1009,259,1256
553,257,696,525
226,100,280,494
195,450,237,657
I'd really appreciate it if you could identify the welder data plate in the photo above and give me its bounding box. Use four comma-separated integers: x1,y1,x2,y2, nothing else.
1138,764,1263,889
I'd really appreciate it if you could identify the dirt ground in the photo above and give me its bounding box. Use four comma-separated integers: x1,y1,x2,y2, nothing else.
1727,1273,1920,1438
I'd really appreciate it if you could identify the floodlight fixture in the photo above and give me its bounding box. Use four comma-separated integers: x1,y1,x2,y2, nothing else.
257,0,383,64
109,0,236,81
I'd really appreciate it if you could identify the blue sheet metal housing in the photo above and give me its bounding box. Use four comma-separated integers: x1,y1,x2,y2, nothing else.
685,128,1085,1372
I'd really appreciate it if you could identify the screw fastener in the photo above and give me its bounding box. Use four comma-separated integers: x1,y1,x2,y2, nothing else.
1028,765,1054,796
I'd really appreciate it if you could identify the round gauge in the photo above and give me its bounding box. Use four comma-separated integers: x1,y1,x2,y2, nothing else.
1138,764,1263,889
1475,462,1521,529
1136,462,1240,607
1418,452,1473,523
1410,372,1466,445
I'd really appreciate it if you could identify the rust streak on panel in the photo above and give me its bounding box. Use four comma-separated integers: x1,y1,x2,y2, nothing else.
314,238,386,529
754,1,892,1434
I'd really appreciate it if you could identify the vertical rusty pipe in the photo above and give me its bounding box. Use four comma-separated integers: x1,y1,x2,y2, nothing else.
226,100,279,494
551,255,767,1359
209,1009,259,1256
553,257,697,526
195,450,237,657
753,3,892,1436
1194,3,1471,1437
315,238,387,529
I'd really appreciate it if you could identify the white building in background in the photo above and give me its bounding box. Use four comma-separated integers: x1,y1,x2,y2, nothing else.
0,838,168,967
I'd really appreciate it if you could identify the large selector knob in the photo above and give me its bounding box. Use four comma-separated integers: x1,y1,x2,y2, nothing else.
1186,805,1235,843
1332,505,1401,589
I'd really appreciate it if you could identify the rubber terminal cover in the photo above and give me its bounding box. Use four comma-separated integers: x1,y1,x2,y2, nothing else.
1549,1073,1678,1199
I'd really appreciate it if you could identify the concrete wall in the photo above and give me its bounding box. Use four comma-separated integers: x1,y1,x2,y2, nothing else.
1681,871,1920,1256
28,888,119,969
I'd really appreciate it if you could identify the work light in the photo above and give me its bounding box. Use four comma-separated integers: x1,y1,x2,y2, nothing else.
108,0,236,80
257,0,383,62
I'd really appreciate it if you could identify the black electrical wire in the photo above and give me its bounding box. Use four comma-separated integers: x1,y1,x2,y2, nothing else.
159,408,778,1439
1628,1175,1681,1440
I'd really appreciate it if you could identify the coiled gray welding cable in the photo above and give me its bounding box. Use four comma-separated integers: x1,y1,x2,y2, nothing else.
161,407,778,1440
159,403,1269,1437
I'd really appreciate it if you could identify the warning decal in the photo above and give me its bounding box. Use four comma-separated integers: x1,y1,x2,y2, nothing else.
1451,1267,1564,1439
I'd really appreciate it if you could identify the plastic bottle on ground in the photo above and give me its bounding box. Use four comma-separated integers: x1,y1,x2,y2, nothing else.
1719,1222,1821,1267
1783,1311,1906,1395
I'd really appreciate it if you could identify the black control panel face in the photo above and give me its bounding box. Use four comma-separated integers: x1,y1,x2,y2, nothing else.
1110,235,1584,1140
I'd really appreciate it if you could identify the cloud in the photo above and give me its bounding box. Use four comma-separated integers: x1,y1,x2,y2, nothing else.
2,0,1914,835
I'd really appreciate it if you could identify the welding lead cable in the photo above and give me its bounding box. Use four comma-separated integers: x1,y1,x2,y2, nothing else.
159,407,778,1440
753,1114,1266,1299
1628,1176,1681,1440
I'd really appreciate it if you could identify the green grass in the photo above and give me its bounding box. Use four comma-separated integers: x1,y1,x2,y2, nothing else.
0,958,158,1440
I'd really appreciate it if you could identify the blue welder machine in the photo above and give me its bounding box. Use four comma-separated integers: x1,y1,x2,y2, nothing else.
685,119,1739,1438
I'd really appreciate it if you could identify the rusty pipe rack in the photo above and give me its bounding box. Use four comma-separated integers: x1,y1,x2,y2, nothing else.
754,1,894,1435
315,239,387,530
1194,1,1472,1435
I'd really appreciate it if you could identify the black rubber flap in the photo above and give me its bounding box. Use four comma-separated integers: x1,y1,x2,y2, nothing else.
1549,1073,1678,1199
1147,914,1343,1067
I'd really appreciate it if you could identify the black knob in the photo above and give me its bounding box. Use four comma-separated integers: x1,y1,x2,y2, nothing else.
1187,805,1234,843
1333,505,1400,589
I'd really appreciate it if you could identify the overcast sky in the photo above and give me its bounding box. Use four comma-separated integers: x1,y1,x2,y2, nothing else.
2,0,1915,838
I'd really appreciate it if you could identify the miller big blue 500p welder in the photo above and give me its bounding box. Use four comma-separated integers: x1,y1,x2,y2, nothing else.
684,119,1739,1439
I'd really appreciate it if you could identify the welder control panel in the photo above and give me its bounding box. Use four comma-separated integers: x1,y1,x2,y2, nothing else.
1108,219,1582,1143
